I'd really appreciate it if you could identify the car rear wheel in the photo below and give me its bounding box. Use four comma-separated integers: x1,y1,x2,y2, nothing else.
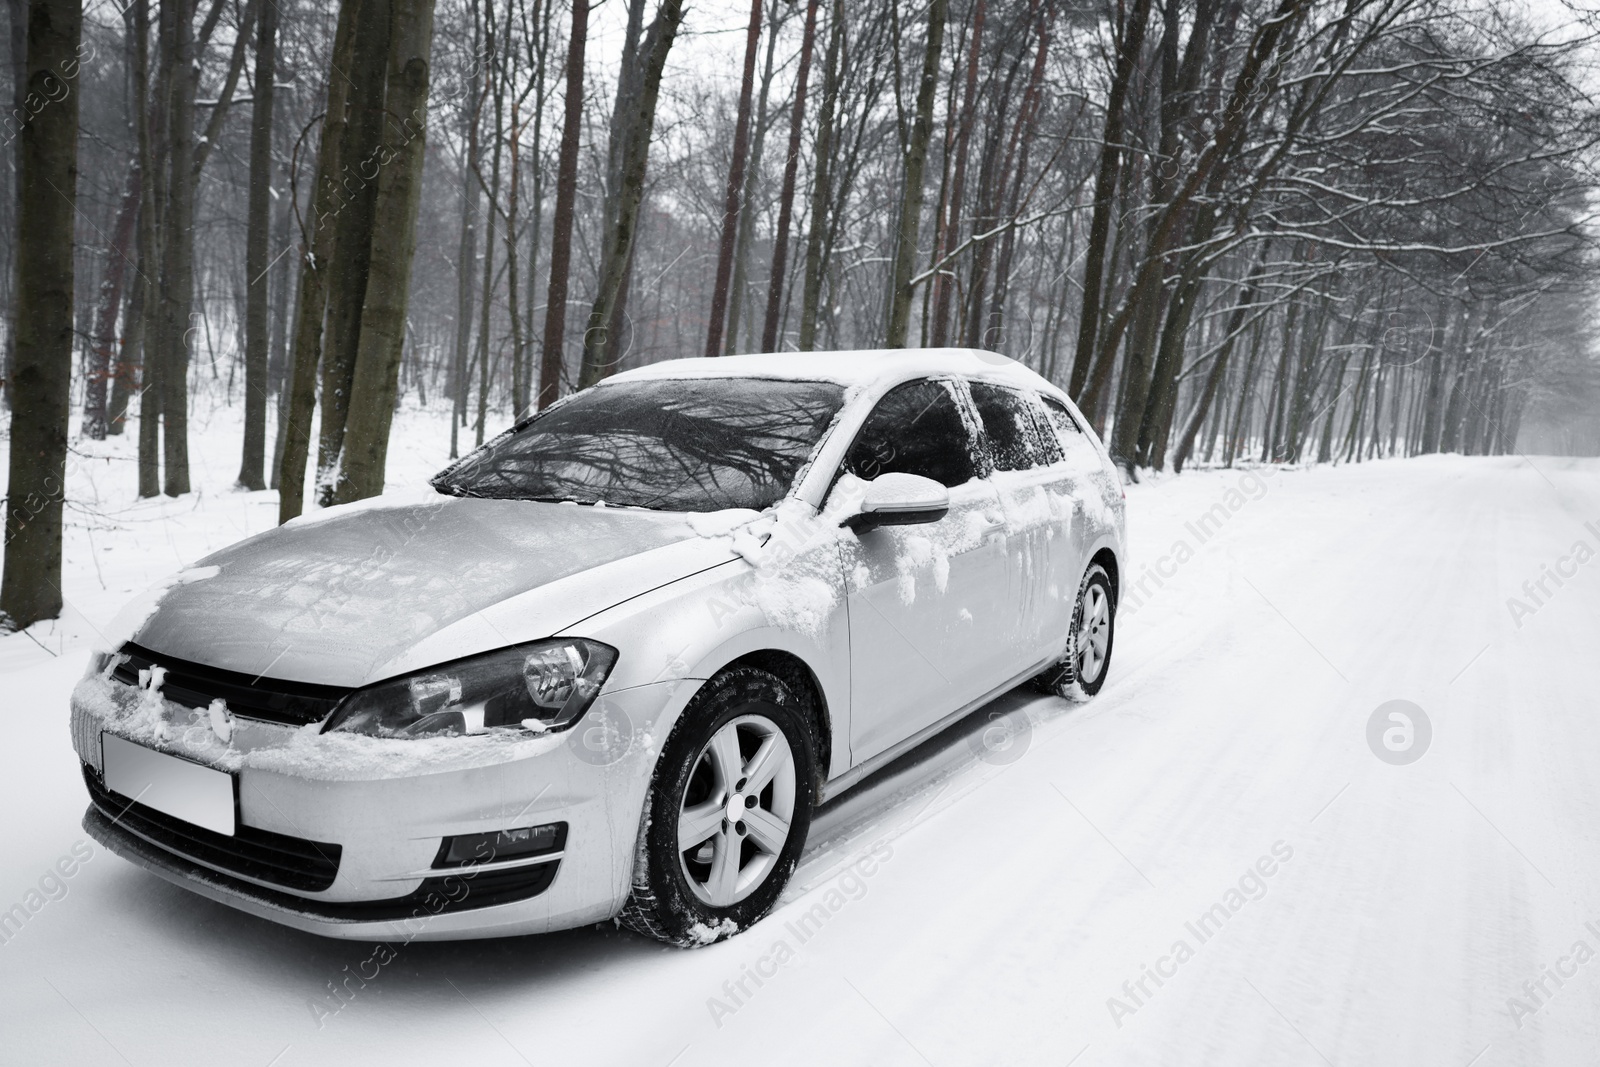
1034,562,1115,701
620,666,815,947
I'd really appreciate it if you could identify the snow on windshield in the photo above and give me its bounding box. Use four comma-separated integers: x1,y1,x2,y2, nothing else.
432,378,846,512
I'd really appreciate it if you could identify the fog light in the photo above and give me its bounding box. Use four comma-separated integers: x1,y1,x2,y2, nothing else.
437,822,567,868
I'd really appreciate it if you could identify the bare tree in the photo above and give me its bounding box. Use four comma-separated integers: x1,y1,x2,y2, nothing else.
884,0,947,348
332,0,440,503
277,0,362,523
760,0,820,353
703,0,763,358
579,0,684,387
239,0,278,489
536,0,588,409
315,0,391,502
1,0,80,629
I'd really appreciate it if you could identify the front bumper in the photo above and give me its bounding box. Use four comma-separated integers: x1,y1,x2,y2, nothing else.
73,676,688,940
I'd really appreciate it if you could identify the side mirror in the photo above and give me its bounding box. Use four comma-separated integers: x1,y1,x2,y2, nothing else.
842,473,950,532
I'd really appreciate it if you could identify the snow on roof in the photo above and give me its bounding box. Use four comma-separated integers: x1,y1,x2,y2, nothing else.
608,348,1067,398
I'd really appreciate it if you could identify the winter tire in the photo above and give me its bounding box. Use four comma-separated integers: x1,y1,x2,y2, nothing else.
620,666,816,947
1034,562,1115,701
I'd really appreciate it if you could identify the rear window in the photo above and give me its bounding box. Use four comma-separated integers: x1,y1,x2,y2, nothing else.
433,377,846,512
1041,396,1103,470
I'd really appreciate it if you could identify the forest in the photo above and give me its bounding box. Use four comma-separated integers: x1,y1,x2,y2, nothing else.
2,0,1599,629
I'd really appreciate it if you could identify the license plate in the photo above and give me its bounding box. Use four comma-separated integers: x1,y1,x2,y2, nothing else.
102,733,236,836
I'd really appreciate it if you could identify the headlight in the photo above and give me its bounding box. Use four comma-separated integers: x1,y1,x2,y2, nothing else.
322,639,617,739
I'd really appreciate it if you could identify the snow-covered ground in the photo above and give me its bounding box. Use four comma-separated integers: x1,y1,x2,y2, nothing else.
2,401,1597,1066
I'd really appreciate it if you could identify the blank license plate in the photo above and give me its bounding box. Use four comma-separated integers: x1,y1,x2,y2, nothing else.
102,733,236,836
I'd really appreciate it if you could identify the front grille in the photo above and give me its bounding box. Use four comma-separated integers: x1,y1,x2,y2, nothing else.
112,643,350,727
84,764,341,892
86,802,565,923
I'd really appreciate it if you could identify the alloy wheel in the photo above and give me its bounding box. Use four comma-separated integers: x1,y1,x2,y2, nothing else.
677,714,797,907
1076,582,1111,685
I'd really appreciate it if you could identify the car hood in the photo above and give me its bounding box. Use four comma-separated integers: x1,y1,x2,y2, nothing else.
130,494,736,687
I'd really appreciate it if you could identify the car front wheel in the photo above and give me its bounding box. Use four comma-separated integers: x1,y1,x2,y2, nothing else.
1035,562,1115,701
620,666,815,947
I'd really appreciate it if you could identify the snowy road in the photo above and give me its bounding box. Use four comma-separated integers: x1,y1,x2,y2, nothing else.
4,453,1599,1066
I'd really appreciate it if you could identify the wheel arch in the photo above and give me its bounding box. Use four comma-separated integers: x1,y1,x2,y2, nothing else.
718,649,833,794
1089,545,1120,610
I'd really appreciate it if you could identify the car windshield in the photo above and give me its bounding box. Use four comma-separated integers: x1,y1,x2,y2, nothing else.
433,377,847,512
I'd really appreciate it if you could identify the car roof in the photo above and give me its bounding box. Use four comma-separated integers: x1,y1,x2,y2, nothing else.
606,348,1067,400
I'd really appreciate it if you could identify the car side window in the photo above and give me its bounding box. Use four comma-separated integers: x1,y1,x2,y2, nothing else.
1040,396,1083,439
970,381,1056,471
843,379,979,488
1041,396,1102,470
1024,393,1065,465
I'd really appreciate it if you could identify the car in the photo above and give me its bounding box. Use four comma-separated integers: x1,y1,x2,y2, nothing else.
71,348,1127,946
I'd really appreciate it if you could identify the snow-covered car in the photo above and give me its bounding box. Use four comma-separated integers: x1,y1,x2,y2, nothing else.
71,349,1126,946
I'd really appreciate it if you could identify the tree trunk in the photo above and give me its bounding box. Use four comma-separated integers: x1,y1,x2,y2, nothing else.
797,0,842,351
1342,344,1373,462
135,0,163,496
578,0,684,388
1,0,25,405
266,143,295,484
961,39,1029,349
1068,0,1151,399
1284,297,1330,463
590,0,646,369
884,0,947,348
982,14,1049,353
523,0,554,404
331,0,438,504
1173,269,1264,472
276,0,361,523
110,4,155,444
703,0,763,358
239,0,277,489
1,0,79,629
1224,314,1264,466
725,1,780,356
82,167,140,440
448,0,483,458
155,0,198,497
108,227,144,437
1262,299,1298,462
930,0,984,349
759,0,819,353
536,0,588,409
449,99,478,458
473,38,502,448
1418,301,1459,455
315,0,392,502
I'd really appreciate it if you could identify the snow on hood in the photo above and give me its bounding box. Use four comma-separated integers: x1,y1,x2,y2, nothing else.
130,494,706,687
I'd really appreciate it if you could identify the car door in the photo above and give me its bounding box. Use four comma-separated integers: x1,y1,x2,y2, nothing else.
968,381,1081,672
833,378,1010,765
1040,392,1113,569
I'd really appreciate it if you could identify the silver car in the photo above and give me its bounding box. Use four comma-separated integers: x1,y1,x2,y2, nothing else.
72,349,1126,946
